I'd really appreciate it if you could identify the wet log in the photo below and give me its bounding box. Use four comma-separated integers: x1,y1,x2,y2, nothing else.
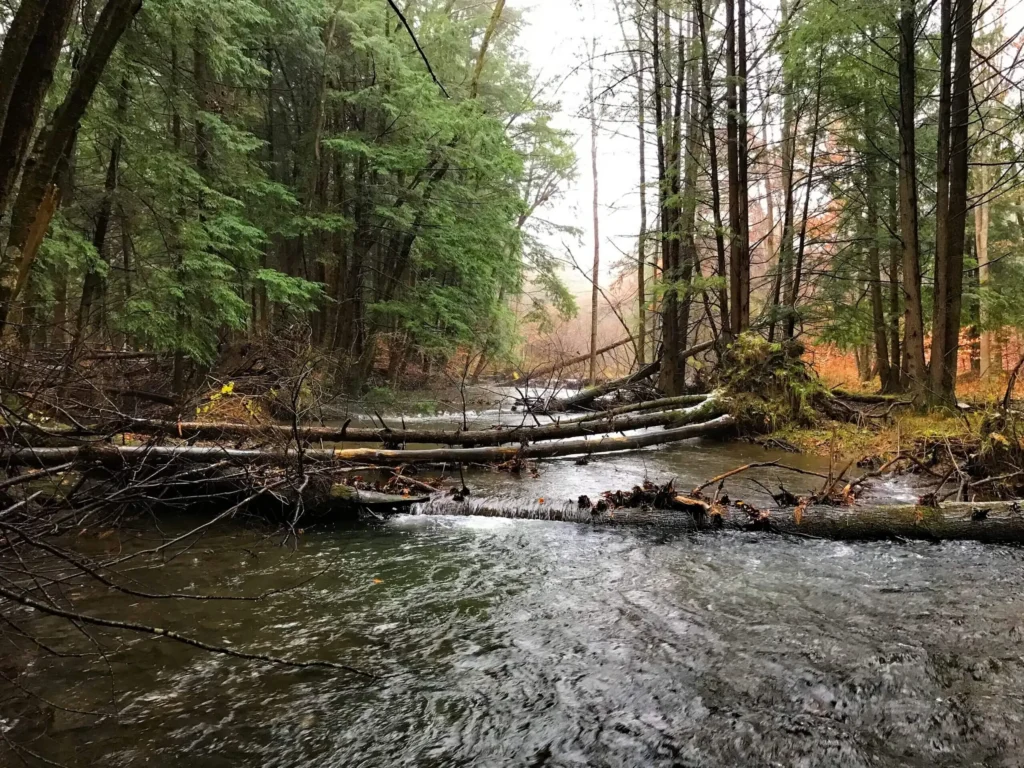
2,396,725,449
410,497,1024,543
547,339,718,412
327,484,428,514
0,414,737,469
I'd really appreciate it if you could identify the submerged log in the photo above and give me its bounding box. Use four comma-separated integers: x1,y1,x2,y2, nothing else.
1,414,737,469
410,497,1024,543
2,396,725,448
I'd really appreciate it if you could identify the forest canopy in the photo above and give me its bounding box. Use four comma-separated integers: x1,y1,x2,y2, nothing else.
0,0,576,392
1,0,1023,404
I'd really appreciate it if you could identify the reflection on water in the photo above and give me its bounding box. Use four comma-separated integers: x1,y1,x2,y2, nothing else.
4,411,1020,767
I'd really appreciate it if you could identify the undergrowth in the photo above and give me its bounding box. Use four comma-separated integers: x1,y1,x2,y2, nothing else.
716,334,830,432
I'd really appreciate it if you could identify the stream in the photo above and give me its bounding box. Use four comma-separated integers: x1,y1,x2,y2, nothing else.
4,396,1024,766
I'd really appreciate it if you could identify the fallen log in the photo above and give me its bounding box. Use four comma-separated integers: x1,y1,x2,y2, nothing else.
830,389,913,406
566,393,711,422
410,497,1024,543
1,414,737,469
547,339,718,412
519,337,633,381
3,395,725,449
546,357,662,412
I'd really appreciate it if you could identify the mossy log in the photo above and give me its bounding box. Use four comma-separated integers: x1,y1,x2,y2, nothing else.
411,497,1024,543
1,413,737,469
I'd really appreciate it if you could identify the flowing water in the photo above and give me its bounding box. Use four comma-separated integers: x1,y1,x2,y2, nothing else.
4,400,1024,766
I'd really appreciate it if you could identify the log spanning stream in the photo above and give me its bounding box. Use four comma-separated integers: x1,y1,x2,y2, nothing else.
6,396,1024,765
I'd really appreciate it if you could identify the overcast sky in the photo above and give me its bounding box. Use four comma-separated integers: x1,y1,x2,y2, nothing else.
508,0,643,294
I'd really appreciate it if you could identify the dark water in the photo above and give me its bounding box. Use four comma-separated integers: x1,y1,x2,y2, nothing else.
5,403,1024,766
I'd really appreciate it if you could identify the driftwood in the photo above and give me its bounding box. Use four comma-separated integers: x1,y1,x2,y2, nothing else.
1,414,738,469
411,496,1024,543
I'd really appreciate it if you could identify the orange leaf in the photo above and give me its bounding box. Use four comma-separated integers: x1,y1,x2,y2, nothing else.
372,578,383,585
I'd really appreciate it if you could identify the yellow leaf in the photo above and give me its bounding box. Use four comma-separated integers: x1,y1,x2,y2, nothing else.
990,432,1010,446
512,371,520,381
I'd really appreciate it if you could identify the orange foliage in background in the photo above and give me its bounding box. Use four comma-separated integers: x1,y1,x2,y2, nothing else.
811,331,1023,401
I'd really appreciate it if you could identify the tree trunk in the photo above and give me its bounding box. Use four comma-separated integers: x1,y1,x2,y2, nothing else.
412,498,1024,544
588,48,601,387
21,397,726,450
897,0,927,396
735,0,750,332
887,183,902,380
0,0,77,223
695,0,730,338
865,150,894,392
0,0,142,334
976,168,995,377
3,414,738,468
635,10,648,367
929,0,975,404
773,0,797,343
523,337,633,381
725,0,744,335
68,78,129,361
786,52,823,340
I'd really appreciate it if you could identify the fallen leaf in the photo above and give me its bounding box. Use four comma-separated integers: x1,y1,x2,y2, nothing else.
991,432,1010,446
372,578,383,585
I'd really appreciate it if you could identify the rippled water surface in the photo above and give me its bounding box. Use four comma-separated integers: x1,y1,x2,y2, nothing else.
7,405,1024,767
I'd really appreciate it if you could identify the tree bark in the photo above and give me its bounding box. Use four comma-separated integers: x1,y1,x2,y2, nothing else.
695,0,730,338
412,498,1024,543
976,167,995,377
897,1,927,396
2,414,738,468
865,149,895,392
0,0,142,334
14,397,726,450
0,0,77,223
929,0,975,404
725,0,744,335
588,47,601,387
786,52,823,340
